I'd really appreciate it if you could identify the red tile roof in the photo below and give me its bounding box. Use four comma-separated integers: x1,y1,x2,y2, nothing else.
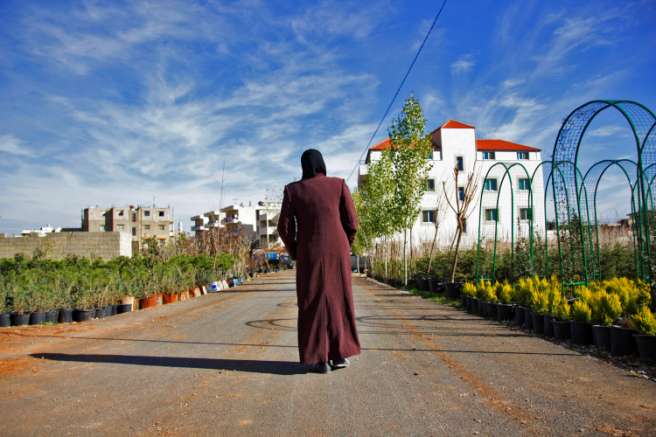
367,121,541,153
476,139,540,152
441,119,475,129
370,138,392,151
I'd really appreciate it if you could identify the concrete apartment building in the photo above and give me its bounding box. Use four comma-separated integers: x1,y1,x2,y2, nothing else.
358,119,545,248
82,205,173,250
256,200,282,248
192,201,281,248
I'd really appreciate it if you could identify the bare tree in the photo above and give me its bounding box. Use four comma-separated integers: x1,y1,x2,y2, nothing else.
426,187,447,274
442,166,480,283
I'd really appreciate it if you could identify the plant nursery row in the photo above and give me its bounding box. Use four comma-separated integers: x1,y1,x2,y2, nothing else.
458,276,655,364
0,254,244,328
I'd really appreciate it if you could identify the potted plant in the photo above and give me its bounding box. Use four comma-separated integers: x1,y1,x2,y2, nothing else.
591,290,622,353
72,286,95,322
0,277,10,327
570,300,593,345
495,282,514,322
462,282,476,313
552,295,571,341
630,306,656,364
530,285,548,336
10,271,35,326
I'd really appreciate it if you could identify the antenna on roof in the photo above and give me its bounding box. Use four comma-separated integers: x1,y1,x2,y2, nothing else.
219,161,225,210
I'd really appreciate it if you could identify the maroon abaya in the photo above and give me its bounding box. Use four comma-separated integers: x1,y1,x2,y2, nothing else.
277,174,361,364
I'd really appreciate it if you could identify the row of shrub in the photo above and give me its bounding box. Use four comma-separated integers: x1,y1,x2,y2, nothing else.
463,276,654,334
368,242,637,284
0,254,236,316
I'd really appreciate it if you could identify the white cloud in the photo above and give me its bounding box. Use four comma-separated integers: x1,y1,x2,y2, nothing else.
0,135,34,157
450,54,475,75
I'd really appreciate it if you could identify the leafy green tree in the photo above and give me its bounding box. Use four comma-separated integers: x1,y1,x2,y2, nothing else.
387,96,433,285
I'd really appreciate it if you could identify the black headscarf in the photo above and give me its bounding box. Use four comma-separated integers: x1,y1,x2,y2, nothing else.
301,149,327,180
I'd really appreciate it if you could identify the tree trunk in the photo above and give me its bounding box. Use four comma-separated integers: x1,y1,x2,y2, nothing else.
403,229,408,286
450,228,463,283
427,223,439,274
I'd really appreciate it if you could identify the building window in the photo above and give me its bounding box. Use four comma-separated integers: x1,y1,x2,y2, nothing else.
456,156,464,171
144,225,151,230
426,179,435,191
422,210,436,223
519,178,530,190
485,208,498,221
458,187,465,201
517,151,529,160
132,213,137,222
159,225,165,231
144,210,151,217
483,178,498,191
520,208,532,220
132,227,136,236
482,151,495,160
118,210,124,216
159,211,165,217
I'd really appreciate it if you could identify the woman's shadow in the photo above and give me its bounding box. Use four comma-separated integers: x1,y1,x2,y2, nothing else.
31,353,307,375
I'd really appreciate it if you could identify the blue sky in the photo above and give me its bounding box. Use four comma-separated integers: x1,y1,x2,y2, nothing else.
0,0,654,234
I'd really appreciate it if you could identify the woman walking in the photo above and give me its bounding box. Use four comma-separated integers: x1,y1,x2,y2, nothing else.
277,149,361,373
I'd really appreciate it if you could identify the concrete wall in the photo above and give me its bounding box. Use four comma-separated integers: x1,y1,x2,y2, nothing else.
0,232,132,260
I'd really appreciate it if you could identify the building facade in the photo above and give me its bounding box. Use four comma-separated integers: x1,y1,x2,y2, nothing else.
256,200,282,248
358,120,545,248
82,205,174,250
191,201,282,248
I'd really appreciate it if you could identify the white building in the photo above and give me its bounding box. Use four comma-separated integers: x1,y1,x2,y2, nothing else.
191,210,225,235
358,120,545,248
256,200,282,248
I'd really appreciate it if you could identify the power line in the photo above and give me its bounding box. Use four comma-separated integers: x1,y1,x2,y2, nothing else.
345,0,448,184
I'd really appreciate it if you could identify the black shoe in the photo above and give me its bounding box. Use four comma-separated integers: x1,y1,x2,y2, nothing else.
308,362,330,374
329,358,350,370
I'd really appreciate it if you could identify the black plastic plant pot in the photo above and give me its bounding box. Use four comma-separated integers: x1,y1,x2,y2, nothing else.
45,309,59,324
470,298,479,315
512,306,525,326
592,325,611,351
552,320,571,340
543,317,555,338
609,326,637,356
416,277,427,291
497,304,514,322
59,308,73,323
116,303,132,314
532,313,545,335
104,305,113,317
0,312,11,327
634,335,656,364
110,304,118,316
570,321,593,345
477,301,487,317
445,282,461,299
428,277,438,293
11,312,30,326
522,308,533,330
487,302,499,319
29,311,46,325
73,309,93,322
95,307,106,319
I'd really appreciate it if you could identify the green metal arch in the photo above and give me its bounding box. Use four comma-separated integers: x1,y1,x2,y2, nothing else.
552,100,656,283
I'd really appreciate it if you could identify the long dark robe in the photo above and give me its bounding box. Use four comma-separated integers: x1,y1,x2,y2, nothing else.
277,174,361,364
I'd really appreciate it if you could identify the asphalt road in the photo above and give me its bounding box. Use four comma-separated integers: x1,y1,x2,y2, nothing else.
0,270,655,436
